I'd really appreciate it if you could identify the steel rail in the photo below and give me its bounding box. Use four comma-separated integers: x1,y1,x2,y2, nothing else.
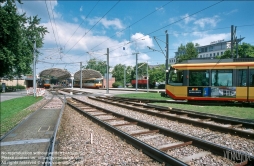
112,96,254,107
70,97,254,165
67,99,188,166
89,96,254,139
44,93,66,166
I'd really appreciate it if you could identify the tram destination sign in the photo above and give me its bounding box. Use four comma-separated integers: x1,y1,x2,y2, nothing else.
188,87,203,97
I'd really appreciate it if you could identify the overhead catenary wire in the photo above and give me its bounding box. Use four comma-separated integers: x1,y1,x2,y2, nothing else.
153,24,254,37
65,1,120,55
88,23,254,56
49,1,61,49
63,0,100,48
108,0,224,54
45,0,59,49
89,1,173,51
88,0,224,55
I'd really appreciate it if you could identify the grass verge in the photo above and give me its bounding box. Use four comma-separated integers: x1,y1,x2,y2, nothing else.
115,92,170,100
0,96,43,136
114,93,254,121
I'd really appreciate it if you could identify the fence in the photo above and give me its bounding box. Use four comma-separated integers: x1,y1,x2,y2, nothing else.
26,87,45,96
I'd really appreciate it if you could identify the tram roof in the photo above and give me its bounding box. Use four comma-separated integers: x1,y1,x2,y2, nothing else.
179,58,254,64
172,58,254,70
74,69,102,80
39,68,71,80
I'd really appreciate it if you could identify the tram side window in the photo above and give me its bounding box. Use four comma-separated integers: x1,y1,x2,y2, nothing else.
238,69,247,86
250,69,254,87
212,70,232,86
189,70,209,86
168,69,183,85
238,69,254,87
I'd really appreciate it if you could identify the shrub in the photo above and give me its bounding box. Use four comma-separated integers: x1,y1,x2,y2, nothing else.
0,84,26,92
112,82,122,88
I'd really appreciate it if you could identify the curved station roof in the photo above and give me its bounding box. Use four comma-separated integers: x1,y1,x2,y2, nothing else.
39,68,71,80
74,69,103,81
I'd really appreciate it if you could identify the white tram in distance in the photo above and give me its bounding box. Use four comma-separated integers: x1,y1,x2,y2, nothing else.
74,78,102,89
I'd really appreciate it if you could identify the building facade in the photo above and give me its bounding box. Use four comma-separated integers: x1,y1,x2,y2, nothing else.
196,39,230,58
174,38,244,60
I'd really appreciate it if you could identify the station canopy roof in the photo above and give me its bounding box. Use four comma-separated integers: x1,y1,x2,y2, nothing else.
39,68,71,80
74,69,102,80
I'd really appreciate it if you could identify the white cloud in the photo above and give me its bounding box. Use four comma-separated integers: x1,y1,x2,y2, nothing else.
38,20,149,74
223,9,238,15
16,1,61,23
130,33,154,50
73,17,78,23
181,13,195,24
192,33,230,46
155,7,165,13
116,31,124,37
80,6,83,12
87,17,124,30
194,15,220,28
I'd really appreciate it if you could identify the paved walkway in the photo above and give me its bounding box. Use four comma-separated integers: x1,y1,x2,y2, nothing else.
0,90,27,102
0,94,62,166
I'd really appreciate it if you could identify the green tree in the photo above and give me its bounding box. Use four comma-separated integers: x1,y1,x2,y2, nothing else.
148,64,165,85
175,42,198,62
111,64,132,85
0,0,48,79
85,58,107,75
130,62,148,81
238,43,254,58
217,42,254,59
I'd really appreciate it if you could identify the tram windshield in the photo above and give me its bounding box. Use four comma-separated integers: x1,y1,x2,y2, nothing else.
168,67,183,85
94,79,101,83
44,79,50,84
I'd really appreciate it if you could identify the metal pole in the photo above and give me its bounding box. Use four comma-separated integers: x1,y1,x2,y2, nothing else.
106,48,109,94
136,53,138,92
231,25,234,59
80,62,82,89
71,74,74,89
236,36,238,58
147,61,148,92
124,65,126,88
33,41,36,97
166,32,169,85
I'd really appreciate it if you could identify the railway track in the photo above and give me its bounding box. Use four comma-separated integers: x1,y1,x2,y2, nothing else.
67,97,254,166
44,93,66,165
58,88,92,95
89,96,254,140
112,96,254,107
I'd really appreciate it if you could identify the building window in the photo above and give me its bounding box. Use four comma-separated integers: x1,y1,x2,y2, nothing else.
221,52,223,55
213,53,216,57
217,52,219,56
210,54,212,57
209,46,213,51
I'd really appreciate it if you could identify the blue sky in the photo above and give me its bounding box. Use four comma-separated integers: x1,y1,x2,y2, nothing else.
15,0,254,75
